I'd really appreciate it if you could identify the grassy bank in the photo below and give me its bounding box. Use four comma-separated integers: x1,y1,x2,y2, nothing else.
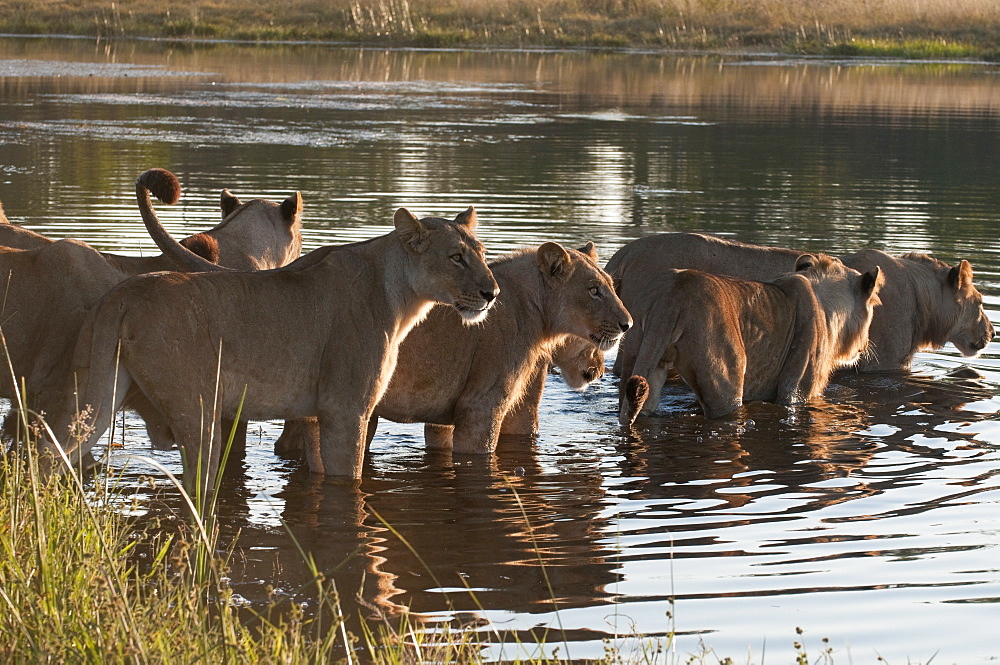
0,448,858,664
1,0,999,59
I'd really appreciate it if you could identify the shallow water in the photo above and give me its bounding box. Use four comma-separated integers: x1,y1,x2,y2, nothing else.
1,36,999,662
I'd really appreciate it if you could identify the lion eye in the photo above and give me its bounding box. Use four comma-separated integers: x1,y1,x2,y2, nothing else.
589,286,601,298
451,253,465,266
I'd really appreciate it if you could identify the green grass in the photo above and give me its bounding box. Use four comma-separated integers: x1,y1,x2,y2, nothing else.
823,38,1000,61
0,444,866,664
1,0,1000,58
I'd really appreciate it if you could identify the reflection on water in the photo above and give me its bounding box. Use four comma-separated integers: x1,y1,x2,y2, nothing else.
2,37,1000,662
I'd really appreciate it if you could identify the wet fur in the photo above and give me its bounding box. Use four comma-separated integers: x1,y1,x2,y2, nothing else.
47,209,498,496
606,232,992,372
618,256,882,423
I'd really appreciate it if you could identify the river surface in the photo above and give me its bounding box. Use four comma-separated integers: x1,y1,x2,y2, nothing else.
1,36,999,663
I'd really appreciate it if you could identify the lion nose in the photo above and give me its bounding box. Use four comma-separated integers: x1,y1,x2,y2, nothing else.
619,319,631,333
481,287,499,304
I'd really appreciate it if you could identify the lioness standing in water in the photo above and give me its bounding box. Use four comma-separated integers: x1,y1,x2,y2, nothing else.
48,207,499,496
606,232,993,372
618,255,883,423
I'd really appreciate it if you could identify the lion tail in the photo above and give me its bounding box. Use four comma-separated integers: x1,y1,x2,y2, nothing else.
775,275,828,404
48,298,134,466
135,168,228,273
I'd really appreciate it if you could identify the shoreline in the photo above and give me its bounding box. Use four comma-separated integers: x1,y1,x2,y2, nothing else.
2,0,999,62
2,31,999,66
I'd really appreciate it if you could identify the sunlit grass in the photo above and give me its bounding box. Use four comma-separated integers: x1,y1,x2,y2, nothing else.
817,37,999,60
1,0,999,57
0,441,865,663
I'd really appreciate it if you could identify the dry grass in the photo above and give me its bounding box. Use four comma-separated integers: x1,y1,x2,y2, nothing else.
1,0,999,56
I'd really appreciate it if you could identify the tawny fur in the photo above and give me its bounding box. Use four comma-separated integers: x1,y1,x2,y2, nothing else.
273,243,628,458
618,255,883,423
606,232,992,372
46,208,499,497
0,168,304,446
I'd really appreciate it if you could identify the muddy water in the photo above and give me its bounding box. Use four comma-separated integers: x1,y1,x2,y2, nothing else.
1,36,999,662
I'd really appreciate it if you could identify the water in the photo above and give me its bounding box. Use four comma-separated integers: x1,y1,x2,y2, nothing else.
2,36,1000,662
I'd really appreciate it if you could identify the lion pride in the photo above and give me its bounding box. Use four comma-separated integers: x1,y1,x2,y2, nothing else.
0,169,304,446
618,255,883,423
605,232,993,372
45,207,499,496
272,243,628,460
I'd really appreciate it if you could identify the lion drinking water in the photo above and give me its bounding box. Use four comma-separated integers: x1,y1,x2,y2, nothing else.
606,232,992,373
618,255,883,423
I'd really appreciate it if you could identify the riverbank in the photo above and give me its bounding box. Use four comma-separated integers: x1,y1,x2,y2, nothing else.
3,0,1000,60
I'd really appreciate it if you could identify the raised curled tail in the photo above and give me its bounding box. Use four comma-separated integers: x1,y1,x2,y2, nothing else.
135,168,229,272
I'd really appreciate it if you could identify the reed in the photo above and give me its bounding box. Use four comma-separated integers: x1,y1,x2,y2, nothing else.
0,436,856,662
1,0,998,57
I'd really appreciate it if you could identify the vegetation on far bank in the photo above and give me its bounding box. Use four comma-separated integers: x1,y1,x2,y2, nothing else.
1,0,1000,60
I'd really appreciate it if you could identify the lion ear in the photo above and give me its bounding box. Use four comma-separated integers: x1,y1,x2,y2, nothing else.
220,189,242,218
578,241,598,261
861,266,883,299
394,208,429,253
948,260,973,290
453,206,478,229
537,242,572,281
794,254,817,272
280,191,303,227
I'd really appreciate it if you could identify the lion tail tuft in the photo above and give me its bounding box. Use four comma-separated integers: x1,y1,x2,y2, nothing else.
136,168,182,205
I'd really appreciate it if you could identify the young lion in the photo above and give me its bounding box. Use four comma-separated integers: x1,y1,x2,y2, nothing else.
366,242,631,454
498,335,606,437
47,207,499,496
606,232,992,372
0,169,304,446
618,255,883,423
272,243,628,459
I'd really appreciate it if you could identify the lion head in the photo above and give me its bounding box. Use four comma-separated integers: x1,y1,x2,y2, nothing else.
536,241,632,352
794,253,884,367
393,206,499,324
897,253,994,357
211,187,304,270
945,260,994,356
551,335,605,391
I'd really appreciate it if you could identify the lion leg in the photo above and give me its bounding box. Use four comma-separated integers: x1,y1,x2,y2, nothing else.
424,423,454,449
499,359,545,437
677,347,745,419
275,417,318,458
174,417,224,501
44,364,133,472
313,409,368,478
451,406,502,455
365,416,379,450
126,388,175,450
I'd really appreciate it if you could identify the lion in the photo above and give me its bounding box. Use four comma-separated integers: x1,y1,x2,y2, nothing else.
364,242,629,455
0,168,303,274
605,232,993,372
618,254,883,423
498,335,606,437
45,207,499,496
272,333,606,457
0,169,305,446
264,243,627,462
